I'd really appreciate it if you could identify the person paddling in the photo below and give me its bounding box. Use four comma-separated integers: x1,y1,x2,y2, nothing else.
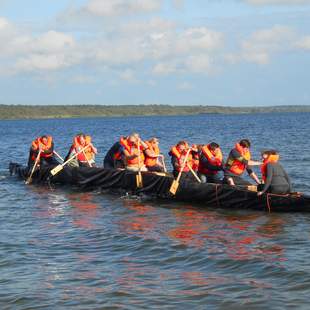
66,133,97,167
144,138,165,172
103,136,129,169
123,133,148,172
257,150,292,196
28,135,58,169
169,141,193,180
198,142,224,184
224,139,261,186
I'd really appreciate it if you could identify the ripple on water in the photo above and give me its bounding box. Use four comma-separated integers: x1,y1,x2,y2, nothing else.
1,114,310,309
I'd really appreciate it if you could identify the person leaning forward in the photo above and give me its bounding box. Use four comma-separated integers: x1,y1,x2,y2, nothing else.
28,135,58,169
103,136,129,169
144,137,165,172
198,142,224,184
65,133,97,167
223,139,261,186
123,133,148,172
169,140,194,180
257,150,292,196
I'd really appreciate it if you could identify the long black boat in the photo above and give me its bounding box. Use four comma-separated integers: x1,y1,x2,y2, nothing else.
9,163,310,212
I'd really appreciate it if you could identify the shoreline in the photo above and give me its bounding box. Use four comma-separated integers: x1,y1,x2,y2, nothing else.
1,104,310,120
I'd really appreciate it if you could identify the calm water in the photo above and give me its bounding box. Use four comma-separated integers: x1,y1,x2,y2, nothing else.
0,113,310,309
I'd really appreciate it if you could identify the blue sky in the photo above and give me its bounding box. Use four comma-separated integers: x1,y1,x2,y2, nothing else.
0,0,310,106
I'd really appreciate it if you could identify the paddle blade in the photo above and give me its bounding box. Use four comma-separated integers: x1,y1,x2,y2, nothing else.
50,165,63,176
247,185,258,192
169,180,179,195
136,173,143,188
25,177,32,185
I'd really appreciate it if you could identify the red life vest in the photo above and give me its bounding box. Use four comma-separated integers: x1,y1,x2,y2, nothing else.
31,136,53,159
145,141,160,167
199,144,223,175
71,135,94,162
226,143,251,176
261,154,280,182
170,145,193,172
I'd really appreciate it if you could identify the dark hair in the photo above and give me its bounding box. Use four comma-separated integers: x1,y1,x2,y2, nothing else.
261,149,278,156
77,133,85,138
177,140,187,146
209,142,219,150
41,135,48,139
240,139,251,148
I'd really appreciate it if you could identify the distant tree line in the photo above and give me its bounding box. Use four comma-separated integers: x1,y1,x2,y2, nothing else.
0,104,309,120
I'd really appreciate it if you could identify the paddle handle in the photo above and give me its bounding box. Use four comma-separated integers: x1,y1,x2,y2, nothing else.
26,150,42,183
161,155,167,173
61,145,90,167
175,148,191,183
82,149,92,167
188,165,202,183
53,151,64,162
137,139,141,171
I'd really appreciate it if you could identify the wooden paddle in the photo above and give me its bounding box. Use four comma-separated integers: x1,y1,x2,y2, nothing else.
188,165,202,183
160,155,167,173
50,145,90,176
82,149,92,167
25,150,42,184
53,150,64,162
169,148,191,195
136,139,143,188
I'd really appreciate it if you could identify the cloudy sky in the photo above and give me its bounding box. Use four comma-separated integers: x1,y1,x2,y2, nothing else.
0,0,310,106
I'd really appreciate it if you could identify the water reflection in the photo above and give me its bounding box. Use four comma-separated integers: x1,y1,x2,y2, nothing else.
118,200,161,240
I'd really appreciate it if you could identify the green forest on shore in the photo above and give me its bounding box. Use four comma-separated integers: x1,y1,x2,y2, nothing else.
1,104,310,120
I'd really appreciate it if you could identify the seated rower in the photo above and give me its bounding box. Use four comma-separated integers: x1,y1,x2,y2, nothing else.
198,142,224,184
224,139,261,186
123,133,148,172
257,150,292,196
28,135,58,169
169,141,193,179
66,133,97,167
103,136,129,169
144,138,165,172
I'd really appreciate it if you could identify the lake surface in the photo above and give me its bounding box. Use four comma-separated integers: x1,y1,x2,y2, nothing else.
0,113,310,309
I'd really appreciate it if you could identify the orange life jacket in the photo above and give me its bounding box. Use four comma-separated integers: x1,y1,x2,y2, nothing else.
31,136,53,159
145,141,160,167
170,145,193,172
226,143,251,176
261,154,280,182
71,135,94,162
199,144,223,175
125,142,145,167
112,137,130,161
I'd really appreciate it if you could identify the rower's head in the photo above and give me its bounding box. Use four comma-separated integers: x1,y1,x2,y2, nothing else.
239,139,251,150
261,149,278,160
176,140,188,152
209,142,220,151
149,137,159,146
77,133,86,145
128,134,137,144
41,135,49,145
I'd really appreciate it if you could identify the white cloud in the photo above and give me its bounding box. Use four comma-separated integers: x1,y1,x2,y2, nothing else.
85,0,162,17
295,36,310,49
230,25,295,64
